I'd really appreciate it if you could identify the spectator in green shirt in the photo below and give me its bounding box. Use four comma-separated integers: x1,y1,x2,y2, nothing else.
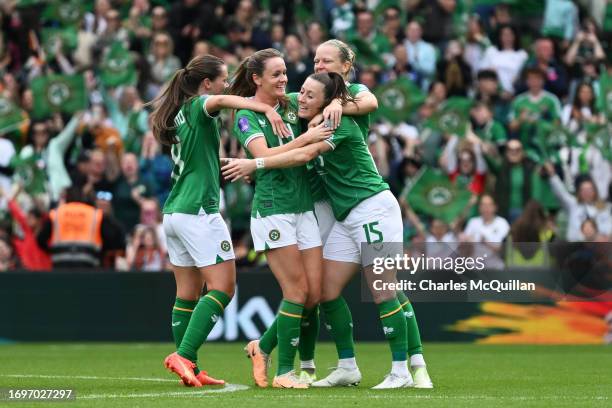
509,67,561,154
471,102,507,151
481,138,537,222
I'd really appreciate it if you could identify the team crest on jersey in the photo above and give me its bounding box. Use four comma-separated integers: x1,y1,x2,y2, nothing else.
238,117,250,133
284,110,298,124
258,118,267,128
269,229,281,241
221,240,231,252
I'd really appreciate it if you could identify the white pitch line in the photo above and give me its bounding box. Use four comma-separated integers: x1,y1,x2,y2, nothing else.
1,374,176,382
79,384,249,399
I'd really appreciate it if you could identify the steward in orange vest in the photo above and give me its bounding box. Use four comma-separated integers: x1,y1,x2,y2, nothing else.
38,187,125,268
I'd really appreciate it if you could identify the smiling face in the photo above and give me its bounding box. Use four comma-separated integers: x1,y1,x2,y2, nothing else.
253,57,287,100
297,77,326,120
314,44,350,78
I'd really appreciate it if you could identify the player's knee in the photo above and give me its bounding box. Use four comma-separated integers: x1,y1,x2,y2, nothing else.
175,287,201,301
320,284,342,303
207,281,235,299
283,279,308,304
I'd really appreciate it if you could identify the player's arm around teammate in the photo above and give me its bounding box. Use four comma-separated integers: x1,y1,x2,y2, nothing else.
149,54,307,388
227,49,331,389
223,72,429,389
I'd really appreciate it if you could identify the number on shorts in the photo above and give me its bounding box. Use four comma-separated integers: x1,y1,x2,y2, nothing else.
362,221,383,244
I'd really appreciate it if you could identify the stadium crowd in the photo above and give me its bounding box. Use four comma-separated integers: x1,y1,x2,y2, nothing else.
0,0,611,271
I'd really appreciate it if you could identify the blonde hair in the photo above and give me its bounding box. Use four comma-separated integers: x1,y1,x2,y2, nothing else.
319,39,356,79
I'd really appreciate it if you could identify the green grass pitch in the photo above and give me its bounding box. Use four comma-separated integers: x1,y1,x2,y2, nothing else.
0,343,610,407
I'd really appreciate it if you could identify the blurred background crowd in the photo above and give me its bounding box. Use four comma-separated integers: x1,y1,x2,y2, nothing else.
1,0,612,272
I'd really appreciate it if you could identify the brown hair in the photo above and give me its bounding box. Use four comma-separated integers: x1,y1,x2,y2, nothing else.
148,54,225,145
228,48,286,103
309,72,356,108
511,200,547,243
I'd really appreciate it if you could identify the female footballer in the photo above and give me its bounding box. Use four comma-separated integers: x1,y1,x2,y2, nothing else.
149,54,323,387
228,48,333,388
311,40,432,388
222,72,431,389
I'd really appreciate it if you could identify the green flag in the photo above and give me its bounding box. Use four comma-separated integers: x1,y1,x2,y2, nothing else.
30,74,87,119
425,97,473,137
100,43,137,87
41,26,78,59
373,77,425,124
0,97,28,136
42,0,84,26
532,122,577,164
406,167,472,223
10,155,47,195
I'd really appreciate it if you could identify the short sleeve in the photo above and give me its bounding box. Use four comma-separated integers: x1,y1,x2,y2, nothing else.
349,83,370,98
200,95,221,119
187,95,216,125
325,118,354,150
233,110,265,150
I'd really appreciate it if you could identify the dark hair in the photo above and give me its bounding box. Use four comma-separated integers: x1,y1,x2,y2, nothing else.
495,24,519,51
511,200,547,243
477,69,498,81
27,120,50,148
228,48,286,100
308,72,356,108
524,67,546,81
148,54,225,145
64,185,94,205
572,82,597,112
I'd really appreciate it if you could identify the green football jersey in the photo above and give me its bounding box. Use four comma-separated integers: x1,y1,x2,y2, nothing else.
234,96,313,217
163,95,222,215
509,91,561,145
307,83,373,203
347,82,371,141
314,116,389,221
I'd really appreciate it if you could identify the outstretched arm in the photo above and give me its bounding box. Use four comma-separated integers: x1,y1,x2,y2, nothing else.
222,141,332,181
244,122,332,158
205,95,290,137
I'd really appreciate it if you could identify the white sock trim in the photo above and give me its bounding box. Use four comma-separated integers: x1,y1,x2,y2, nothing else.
300,359,315,369
391,360,410,377
410,354,426,367
337,357,357,370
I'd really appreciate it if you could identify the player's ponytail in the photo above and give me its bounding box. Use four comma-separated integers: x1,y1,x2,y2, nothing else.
148,54,225,145
309,72,356,108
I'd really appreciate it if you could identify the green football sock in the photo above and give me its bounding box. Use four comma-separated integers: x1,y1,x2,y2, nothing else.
259,317,278,355
172,298,198,349
397,291,423,356
378,298,408,361
172,297,200,373
320,297,355,359
177,290,231,362
298,306,319,362
277,299,304,375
